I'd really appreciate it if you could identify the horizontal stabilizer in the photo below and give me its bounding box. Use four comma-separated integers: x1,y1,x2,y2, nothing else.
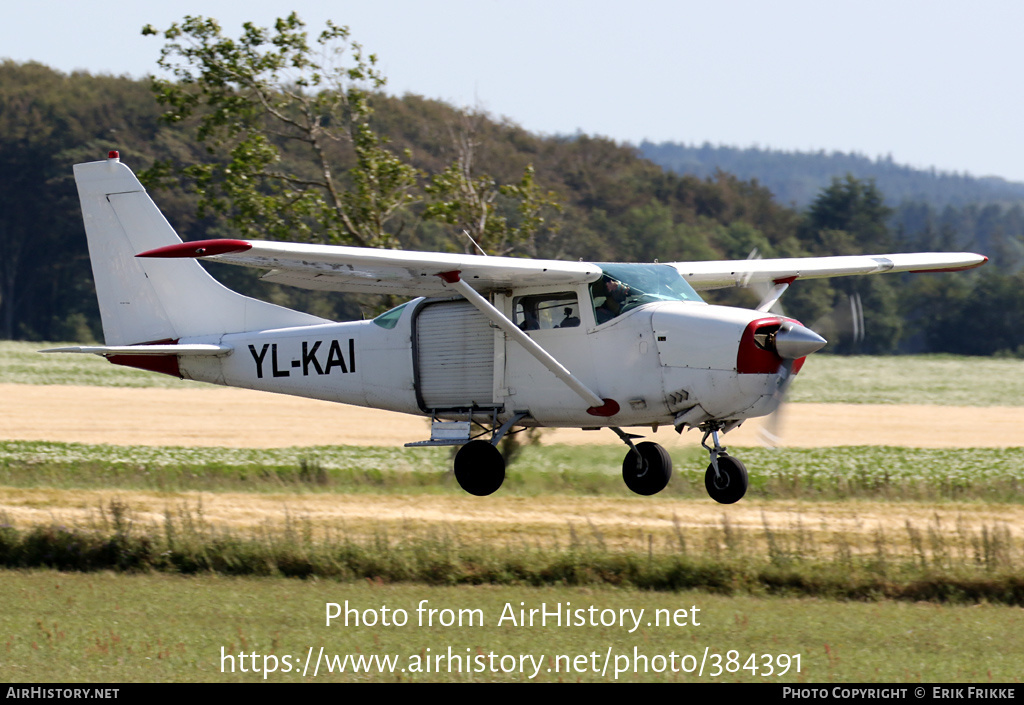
41,344,233,357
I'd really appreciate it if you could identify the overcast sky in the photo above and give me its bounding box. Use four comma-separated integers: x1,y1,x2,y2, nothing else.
6,0,1024,181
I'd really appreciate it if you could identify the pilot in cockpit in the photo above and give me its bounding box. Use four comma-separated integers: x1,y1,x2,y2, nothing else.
593,276,630,324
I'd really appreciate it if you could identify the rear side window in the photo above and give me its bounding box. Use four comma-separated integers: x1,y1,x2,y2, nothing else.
372,302,408,329
513,293,580,331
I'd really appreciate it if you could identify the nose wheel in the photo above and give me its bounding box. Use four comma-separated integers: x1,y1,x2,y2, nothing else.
704,453,748,504
701,423,749,504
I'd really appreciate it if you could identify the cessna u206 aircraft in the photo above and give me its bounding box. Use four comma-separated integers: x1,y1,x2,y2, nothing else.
48,153,987,502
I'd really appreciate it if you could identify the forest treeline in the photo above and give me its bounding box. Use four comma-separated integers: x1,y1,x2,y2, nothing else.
0,60,1019,356
640,141,1024,209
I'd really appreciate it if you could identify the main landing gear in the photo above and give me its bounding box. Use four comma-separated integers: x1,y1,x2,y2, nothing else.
407,410,527,496
612,428,672,496
450,412,528,496
700,422,749,504
454,440,505,496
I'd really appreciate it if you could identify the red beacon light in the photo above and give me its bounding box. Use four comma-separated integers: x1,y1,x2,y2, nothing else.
107,150,120,161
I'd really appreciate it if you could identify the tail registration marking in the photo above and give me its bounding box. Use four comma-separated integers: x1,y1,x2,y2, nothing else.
248,339,356,379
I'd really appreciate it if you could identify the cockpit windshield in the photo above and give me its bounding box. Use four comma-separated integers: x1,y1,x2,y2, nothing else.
591,263,704,324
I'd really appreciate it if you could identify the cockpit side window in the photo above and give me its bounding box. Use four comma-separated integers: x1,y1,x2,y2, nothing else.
513,293,581,331
591,276,629,324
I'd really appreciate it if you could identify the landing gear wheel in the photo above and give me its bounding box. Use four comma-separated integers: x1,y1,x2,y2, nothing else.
704,453,748,504
454,440,505,496
622,441,673,496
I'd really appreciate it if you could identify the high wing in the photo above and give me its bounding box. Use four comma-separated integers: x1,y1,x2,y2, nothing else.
138,239,987,296
138,239,603,296
672,252,987,290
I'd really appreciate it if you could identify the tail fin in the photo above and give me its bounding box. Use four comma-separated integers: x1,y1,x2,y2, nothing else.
74,153,327,345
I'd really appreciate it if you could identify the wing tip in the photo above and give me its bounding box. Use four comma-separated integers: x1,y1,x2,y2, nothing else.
910,254,988,274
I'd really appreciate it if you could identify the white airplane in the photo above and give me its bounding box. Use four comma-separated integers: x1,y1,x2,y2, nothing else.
47,153,987,503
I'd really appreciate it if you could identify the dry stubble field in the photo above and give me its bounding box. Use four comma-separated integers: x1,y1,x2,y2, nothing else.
6,383,1024,449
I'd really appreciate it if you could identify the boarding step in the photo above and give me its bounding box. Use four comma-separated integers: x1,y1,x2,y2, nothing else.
404,420,473,447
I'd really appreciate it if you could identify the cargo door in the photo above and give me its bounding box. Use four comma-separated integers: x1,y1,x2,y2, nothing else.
414,300,497,410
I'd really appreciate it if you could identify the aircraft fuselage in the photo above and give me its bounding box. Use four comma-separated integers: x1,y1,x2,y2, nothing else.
175,294,794,432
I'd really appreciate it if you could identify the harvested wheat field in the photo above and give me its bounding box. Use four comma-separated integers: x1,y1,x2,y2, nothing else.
3,383,1024,448
3,485,1021,558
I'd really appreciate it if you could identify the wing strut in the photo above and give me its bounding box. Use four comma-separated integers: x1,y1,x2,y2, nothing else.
755,277,794,312
438,271,619,417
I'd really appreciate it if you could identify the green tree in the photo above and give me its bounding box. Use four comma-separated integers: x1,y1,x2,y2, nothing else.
804,174,891,254
913,271,1024,356
797,175,900,353
142,15,561,258
418,108,562,256
142,13,419,248
0,62,166,341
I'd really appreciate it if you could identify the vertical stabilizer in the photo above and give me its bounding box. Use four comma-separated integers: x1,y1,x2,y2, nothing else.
74,154,328,345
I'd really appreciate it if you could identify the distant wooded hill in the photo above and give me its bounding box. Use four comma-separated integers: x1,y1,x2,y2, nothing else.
639,142,1024,209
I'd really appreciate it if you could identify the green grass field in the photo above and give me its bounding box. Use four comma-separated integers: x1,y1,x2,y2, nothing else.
3,571,1022,682
787,354,1024,406
2,440,1023,502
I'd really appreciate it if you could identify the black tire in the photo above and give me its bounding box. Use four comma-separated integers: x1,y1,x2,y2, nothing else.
622,441,673,496
704,453,748,504
454,440,506,496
